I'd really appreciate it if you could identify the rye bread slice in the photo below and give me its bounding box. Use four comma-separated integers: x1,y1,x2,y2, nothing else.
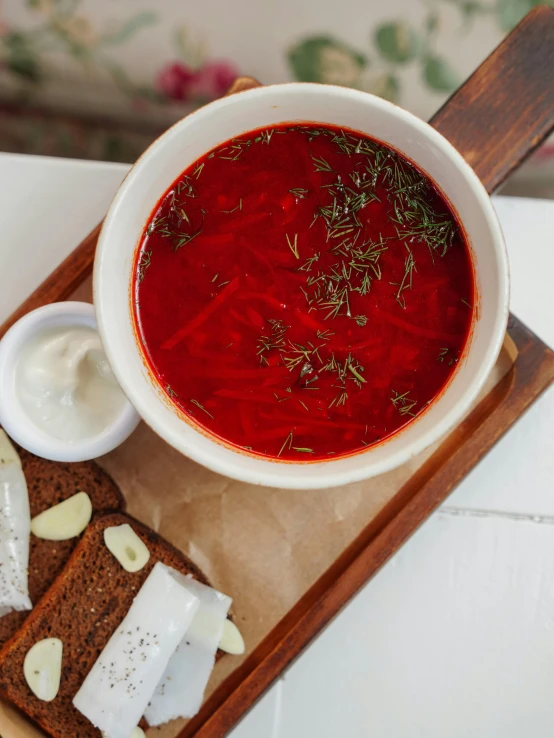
0,513,211,738
0,447,125,649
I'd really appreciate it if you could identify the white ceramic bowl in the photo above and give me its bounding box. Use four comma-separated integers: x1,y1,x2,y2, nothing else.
0,302,140,462
94,83,509,489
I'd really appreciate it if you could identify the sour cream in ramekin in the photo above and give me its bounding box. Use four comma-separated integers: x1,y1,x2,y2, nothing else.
0,302,139,462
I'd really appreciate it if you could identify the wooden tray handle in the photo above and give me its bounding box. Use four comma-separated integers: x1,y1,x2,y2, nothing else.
430,5,554,194
225,76,261,95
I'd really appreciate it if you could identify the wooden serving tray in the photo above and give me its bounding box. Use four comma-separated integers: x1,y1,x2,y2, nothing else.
2,8,554,738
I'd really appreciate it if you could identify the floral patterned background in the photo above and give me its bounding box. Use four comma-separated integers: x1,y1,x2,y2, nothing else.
0,0,552,193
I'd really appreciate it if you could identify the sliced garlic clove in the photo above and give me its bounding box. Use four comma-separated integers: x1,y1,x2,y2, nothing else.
23,638,63,702
103,524,150,573
219,619,245,655
31,492,92,541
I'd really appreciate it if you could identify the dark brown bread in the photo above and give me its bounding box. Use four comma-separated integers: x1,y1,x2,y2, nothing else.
0,447,125,648
0,513,211,738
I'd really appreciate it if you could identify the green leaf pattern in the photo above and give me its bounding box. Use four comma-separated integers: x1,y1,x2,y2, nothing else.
495,0,553,31
423,56,459,91
287,0,554,105
100,12,157,46
1,0,553,124
288,36,366,85
1,2,158,93
3,32,42,82
375,22,420,63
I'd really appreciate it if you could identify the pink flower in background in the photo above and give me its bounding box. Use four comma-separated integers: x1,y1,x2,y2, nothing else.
157,60,238,102
157,62,196,101
190,60,238,99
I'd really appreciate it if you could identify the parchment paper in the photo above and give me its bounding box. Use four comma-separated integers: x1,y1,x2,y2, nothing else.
0,278,515,738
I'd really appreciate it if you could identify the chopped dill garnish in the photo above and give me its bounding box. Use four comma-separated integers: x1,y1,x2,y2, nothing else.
317,329,334,341
329,389,348,409
278,430,294,457
281,341,321,372
461,297,472,308
165,384,177,398
322,352,366,408
300,235,388,320
438,347,457,366
147,215,165,235
257,319,289,363
320,284,351,320
286,233,300,259
391,390,418,417
137,250,152,283
253,129,275,145
391,245,416,309
385,153,459,256
221,201,241,214
173,230,202,251
218,138,252,160
317,177,374,241
299,253,319,272
399,403,417,417
310,153,333,172
190,399,214,419
193,162,204,179
148,185,204,251
347,361,366,383
289,187,309,198
176,178,196,198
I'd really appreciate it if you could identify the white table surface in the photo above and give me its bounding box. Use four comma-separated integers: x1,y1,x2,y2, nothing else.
2,152,554,738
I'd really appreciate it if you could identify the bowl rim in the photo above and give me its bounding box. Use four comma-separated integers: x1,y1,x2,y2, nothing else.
94,81,509,489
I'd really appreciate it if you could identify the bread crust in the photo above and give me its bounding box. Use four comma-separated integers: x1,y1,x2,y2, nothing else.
0,449,125,649
0,513,210,738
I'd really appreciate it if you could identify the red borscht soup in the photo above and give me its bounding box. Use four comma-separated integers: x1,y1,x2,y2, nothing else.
133,124,474,461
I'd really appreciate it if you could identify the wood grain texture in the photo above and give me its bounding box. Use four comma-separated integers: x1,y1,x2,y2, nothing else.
224,76,261,96
430,5,554,193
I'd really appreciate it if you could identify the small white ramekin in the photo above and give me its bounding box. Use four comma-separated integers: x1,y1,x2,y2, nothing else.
94,83,509,489
0,302,140,462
